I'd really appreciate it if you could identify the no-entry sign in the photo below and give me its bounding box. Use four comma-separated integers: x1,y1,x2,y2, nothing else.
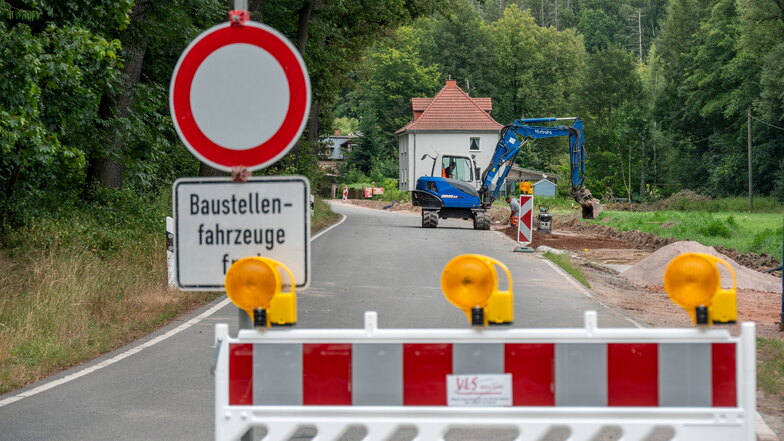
173,176,311,290
170,22,311,171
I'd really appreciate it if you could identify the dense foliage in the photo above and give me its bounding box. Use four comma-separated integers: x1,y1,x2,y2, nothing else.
340,0,784,203
1,0,782,239
0,0,453,235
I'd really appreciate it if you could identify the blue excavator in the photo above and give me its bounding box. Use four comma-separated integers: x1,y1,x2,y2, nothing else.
411,117,602,229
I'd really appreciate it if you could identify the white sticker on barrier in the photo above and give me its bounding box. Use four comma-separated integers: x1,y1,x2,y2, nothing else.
447,374,512,407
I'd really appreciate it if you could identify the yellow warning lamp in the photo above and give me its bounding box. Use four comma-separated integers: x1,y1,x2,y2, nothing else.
225,257,297,328
441,254,514,326
519,181,533,195
663,253,737,326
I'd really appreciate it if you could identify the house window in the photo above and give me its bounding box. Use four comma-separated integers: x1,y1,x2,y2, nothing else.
469,137,480,151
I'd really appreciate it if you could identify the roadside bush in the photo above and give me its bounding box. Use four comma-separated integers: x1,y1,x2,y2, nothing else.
750,227,783,255
695,215,732,238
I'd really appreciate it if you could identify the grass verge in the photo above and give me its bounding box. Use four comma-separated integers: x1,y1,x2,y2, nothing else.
543,251,590,288
312,196,342,233
0,192,343,396
758,337,784,400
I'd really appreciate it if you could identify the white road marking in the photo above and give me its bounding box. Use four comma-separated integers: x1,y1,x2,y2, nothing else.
312,213,346,240
0,213,348,408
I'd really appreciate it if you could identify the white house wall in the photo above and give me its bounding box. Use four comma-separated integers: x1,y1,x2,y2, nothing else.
398,131,500,191
398,134,410,190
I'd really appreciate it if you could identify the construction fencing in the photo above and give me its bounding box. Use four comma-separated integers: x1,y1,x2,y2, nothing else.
213,311,756,441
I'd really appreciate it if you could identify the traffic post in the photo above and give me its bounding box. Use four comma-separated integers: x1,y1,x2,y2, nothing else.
513,194,534,253
516,194,533,245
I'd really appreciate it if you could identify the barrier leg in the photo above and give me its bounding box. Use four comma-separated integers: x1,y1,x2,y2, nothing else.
742,322,756,441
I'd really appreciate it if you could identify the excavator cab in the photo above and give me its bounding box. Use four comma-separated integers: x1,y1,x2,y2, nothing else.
440,156,472,182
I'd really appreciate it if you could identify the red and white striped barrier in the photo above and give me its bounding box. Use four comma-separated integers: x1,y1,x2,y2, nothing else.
214,311,756,441
517,194,533,245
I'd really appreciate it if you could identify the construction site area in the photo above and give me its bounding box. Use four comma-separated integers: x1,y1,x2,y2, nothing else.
352,199,782,334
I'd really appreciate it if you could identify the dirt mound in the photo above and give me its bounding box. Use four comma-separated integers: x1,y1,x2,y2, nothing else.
347,199,419,212
621,241,782,293
557,217,677,250
489,206,509,223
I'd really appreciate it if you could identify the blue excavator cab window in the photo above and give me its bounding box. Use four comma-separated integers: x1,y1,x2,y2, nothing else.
442,156,472,182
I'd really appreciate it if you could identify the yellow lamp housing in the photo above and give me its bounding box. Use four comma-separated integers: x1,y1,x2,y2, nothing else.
263,258,297,326
519,181,533,195
441,254,514,326
663,253,737,325
224,257,297,328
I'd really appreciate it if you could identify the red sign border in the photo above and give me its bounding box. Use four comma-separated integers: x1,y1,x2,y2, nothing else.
170,22,310,171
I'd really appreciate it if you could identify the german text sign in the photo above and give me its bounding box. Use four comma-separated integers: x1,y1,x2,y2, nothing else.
173,177,310,290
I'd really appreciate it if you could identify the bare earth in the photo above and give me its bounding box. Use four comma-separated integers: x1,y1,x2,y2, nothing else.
347,199,784,438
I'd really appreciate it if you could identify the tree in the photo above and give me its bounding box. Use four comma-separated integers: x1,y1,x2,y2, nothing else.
349,30,441,173
578,46,645,196
0,2,124,225
489,5,587,123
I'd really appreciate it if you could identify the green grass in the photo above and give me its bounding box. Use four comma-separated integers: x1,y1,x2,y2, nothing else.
0,191,223,395
591,210,783,258
311,196,342,233
543,251,590,288
646,192,783,213
758,337,784,399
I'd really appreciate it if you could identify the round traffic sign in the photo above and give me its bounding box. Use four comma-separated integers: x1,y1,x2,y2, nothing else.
170,22,311,171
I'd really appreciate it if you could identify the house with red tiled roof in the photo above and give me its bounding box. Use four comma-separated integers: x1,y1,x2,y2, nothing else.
395,80,503,191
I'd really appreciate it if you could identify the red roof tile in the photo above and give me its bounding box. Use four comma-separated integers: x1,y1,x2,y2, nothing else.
396,80,502,134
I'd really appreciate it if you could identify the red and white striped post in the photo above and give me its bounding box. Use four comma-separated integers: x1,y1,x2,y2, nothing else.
517,194,534,245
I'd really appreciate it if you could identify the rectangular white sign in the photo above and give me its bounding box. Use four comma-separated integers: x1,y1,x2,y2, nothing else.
173,176,310,291
447,374,512,407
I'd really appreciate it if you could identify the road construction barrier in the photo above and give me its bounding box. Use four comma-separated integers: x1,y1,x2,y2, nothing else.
213,310,755,441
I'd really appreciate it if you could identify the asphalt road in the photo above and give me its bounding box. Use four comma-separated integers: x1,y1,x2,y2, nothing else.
0,201,635,441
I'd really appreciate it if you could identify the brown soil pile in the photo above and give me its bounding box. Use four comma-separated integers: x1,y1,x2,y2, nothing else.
556,215,781,274
499,225,635,252
622,241,782,293
557,216,677,251
346,199,419,212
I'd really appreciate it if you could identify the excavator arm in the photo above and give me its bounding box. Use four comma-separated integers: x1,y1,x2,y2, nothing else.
478,117,602,219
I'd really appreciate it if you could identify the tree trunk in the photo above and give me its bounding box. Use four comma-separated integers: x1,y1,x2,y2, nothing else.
291,0,322,156
296,0,316,53
87,0,150,190
5,162,21,200
199,163,229,177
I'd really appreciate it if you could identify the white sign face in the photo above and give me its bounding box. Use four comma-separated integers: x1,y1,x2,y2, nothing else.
173,176,310,291
447,374,512,407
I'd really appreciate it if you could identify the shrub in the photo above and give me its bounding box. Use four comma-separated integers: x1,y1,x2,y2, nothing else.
696,215,732,238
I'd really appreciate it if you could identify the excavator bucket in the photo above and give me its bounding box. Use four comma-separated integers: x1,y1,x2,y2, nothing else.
571,187,603,220
581,199,603,219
